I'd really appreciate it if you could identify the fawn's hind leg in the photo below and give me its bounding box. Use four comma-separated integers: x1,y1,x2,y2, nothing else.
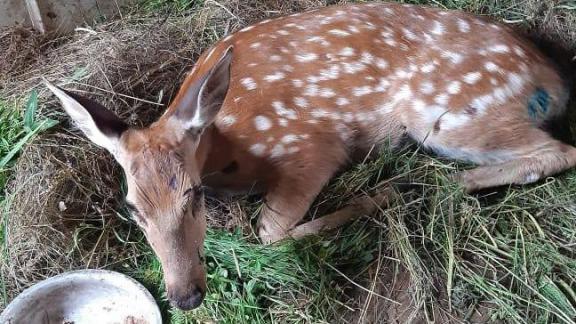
288,187,394,239
457,130,576,192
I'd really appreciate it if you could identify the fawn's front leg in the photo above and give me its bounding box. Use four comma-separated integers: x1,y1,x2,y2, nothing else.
257,161,342,243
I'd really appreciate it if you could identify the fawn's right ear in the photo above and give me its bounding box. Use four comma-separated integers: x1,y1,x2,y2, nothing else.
44,81,128,157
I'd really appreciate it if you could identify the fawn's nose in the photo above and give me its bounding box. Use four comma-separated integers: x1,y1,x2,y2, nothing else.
169,287,205,310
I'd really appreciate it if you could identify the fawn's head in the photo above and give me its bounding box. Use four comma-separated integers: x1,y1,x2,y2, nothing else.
46,48,233,310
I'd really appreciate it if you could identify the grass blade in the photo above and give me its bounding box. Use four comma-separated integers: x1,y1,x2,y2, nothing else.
23,90,38,133
0,118,58,169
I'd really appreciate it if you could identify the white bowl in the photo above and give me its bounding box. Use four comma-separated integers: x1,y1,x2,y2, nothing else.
0,269,162,324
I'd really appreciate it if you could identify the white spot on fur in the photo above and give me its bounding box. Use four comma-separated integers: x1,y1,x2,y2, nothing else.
363,22,377,30
287,147,300,154
441,51,464,64
292,79,304,88
395,68,414,79
463,72,482,85
294,97,308,108
384,38,397,47
281,134,299,144
447,81,462,95
342,61,366,74
457,19,470,33
319,88,336,98
402,28,418,41
311,109,330,119
374,78,390,92
240,77,257,90
296,53,318,63
378,84,412,114
254,115,272,131
488,44,510,53
421,62,436,73
431,21,445,35
329,29,351,37
485,62,500,72
318,65,341,80
264,72,286,82
249,144,266,156
335,123,353,143
307,36,330,46
353,86,373,96
272,101,298,120
278,118,289,127
434,94,450,106
523,172,539,183
375,58,389,69
470,94,495,113
336,97,350,106
250,42,261,49
240,26,255,33
420,81,435,94
339,47,355,56
303,84,319,96
270,144,285,158
360,52,374,64
513,46,526,57
270,55,282,62
441,113,470,130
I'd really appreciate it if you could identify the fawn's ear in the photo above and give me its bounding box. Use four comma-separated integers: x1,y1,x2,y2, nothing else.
44,81,128,156
170,46,233,136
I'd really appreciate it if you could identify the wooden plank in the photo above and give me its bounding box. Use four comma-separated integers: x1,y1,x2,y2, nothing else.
24,0,45,33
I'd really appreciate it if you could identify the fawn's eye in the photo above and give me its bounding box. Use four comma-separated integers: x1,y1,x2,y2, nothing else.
184,185,204,216
184,185,204,198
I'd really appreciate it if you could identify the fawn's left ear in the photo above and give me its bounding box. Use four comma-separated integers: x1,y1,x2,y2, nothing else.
44,81,128,157
170,46,233,136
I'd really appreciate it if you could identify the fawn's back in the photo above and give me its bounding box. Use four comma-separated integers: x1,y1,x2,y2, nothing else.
174,2,567,174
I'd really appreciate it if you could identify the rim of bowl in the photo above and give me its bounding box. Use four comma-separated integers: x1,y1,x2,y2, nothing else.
0,269,162,323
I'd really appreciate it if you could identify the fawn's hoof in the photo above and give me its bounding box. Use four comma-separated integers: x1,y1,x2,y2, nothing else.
257,223,288,244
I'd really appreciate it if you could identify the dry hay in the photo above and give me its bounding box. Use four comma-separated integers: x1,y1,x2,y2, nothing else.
1,0,575,320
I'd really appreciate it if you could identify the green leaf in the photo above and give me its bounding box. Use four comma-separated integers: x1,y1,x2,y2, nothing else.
23,90,38,132
0,118,58,169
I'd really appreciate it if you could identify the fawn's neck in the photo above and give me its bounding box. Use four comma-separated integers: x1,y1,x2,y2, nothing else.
195,126,235,176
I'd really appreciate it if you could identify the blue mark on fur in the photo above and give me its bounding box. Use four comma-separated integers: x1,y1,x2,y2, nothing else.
528,88,550,120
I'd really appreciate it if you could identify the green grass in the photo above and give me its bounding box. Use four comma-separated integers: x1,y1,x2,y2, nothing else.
131,226,378,323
